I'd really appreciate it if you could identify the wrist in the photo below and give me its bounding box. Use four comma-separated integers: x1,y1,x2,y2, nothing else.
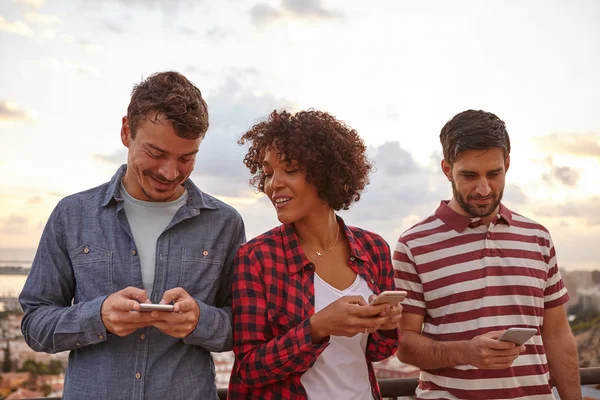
309,313,328,343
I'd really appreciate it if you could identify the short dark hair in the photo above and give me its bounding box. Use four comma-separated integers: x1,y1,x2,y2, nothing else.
239,109,373,211
440,109,510,164
127,71,208,140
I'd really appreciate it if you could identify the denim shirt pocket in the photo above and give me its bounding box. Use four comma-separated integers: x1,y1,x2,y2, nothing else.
179,246,226,303
70,244,113,301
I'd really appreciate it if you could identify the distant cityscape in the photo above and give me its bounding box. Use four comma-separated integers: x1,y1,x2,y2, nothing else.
1,260,599,399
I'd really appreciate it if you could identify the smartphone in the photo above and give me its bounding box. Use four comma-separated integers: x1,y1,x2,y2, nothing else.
497,327,537,345
369,291,407,307
138,303,174,312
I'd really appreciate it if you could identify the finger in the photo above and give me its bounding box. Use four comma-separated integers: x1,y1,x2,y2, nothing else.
343,295,368,306
485,330,507,340
355,315,389,328
368,294,377,303
120,287,150,303
161,287,189,305
352,303,390,318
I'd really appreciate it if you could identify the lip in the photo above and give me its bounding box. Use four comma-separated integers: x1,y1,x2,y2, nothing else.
471,197,492,205
150,175,176,191
272,195,292,210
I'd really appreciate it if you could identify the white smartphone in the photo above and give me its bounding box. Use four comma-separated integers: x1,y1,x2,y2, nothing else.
369,291,407,307
497,327,537,345
138,303,174,312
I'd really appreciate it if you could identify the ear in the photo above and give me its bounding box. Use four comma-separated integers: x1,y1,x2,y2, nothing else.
121,116,131,148
441,159,452,181
504,155,510,173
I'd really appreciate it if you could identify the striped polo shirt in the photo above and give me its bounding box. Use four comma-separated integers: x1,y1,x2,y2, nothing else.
393,201,569,400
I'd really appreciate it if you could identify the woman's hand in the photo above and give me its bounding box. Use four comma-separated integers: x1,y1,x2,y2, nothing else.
368,294,403,331
309,295,391,343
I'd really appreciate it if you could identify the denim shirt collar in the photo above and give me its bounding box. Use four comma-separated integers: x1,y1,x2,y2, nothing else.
101,165,219,212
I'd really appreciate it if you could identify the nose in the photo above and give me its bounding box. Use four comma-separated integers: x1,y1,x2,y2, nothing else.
269,171,285,192
475,178,491,197
157,158,179,181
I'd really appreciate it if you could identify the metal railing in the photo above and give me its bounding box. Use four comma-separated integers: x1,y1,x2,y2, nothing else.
27,367,600,400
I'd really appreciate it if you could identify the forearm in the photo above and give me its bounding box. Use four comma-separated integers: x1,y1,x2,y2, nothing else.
235,317,328,387
20,296,108,353
545,332,582,400
397,330,470,369
183,302,232,352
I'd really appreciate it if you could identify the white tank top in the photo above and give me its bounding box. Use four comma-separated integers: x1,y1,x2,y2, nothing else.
300,273,375,400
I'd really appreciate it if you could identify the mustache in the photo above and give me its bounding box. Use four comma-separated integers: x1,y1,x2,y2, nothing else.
144,171,181,183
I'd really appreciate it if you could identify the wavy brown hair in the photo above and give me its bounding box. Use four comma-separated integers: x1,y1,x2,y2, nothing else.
239,109,373,211
127,71,209,140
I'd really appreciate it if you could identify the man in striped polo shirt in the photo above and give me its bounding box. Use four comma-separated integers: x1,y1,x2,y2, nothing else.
393,110,581,400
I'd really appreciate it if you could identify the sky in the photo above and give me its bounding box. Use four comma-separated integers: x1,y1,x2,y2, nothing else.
0,0,599,271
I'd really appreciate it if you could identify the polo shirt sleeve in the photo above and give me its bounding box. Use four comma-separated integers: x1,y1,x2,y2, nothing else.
543,235,570,309
392,239,426,316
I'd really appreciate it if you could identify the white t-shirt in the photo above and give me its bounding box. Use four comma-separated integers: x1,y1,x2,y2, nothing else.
121,181,187,296
300,273,375,400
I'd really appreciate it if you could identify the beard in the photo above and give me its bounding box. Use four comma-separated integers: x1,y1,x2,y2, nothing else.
452,180,503,218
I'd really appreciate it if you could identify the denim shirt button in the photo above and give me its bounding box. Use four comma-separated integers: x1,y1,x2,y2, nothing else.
131,249,137,256
140,333,146,340
83,246,89,254
97,334,104,340
75,342,81,346
135,372,141,379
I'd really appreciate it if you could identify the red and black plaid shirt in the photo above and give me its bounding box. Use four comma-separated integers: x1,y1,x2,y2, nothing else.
228,216,398,399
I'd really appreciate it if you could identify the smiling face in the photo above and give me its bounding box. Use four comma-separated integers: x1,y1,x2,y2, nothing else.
121,112,201,202
262,147,328,224
442,147,510,221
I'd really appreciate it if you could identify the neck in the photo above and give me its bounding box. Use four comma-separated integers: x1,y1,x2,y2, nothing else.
293,209,338,250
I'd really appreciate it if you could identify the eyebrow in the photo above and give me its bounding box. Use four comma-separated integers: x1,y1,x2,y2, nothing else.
460,168,503,174
147,143,198,157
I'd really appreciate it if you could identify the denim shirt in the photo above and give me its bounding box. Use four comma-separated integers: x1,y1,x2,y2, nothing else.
19,165,246,400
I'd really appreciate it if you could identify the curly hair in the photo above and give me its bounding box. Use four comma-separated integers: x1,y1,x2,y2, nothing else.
127,71,209,140
239,109,373,211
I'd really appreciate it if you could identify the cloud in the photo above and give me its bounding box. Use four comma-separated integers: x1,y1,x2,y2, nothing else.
536,133,600,158
0,215,29,235
371,141,419,176
38,29,104,54
541,157,580,187
13,0,45,10
26,196,43,205
0,15,34,37
536,197,600,226
41,58,101,78
250,0,342,26
0,100,35,122
103,20,126,34
282,0,340,18
95,149,127,165
24,11,61,25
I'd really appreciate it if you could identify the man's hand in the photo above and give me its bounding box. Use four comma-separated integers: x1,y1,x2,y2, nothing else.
309,295,392,342
150,287,200,338
368,294,403,331
466,330,526,369
101,287,155,336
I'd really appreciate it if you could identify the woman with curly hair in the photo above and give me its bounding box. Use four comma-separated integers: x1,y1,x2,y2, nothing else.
228,110,402,400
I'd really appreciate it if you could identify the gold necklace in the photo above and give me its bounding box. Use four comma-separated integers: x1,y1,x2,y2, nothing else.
297,225,340,256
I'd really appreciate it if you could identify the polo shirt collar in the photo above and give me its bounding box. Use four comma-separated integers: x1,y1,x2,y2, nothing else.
436,200,513,232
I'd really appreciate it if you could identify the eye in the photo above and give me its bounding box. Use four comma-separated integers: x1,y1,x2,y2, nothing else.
179,156,193,163
148,151,163,158
285,169,298,174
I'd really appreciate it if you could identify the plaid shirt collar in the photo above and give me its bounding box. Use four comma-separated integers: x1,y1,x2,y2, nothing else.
280,215,369,275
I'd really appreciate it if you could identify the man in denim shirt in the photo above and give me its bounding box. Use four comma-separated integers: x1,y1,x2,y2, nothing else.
19,71,246,400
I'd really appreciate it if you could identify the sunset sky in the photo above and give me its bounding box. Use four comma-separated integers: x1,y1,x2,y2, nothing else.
1,0,599,270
